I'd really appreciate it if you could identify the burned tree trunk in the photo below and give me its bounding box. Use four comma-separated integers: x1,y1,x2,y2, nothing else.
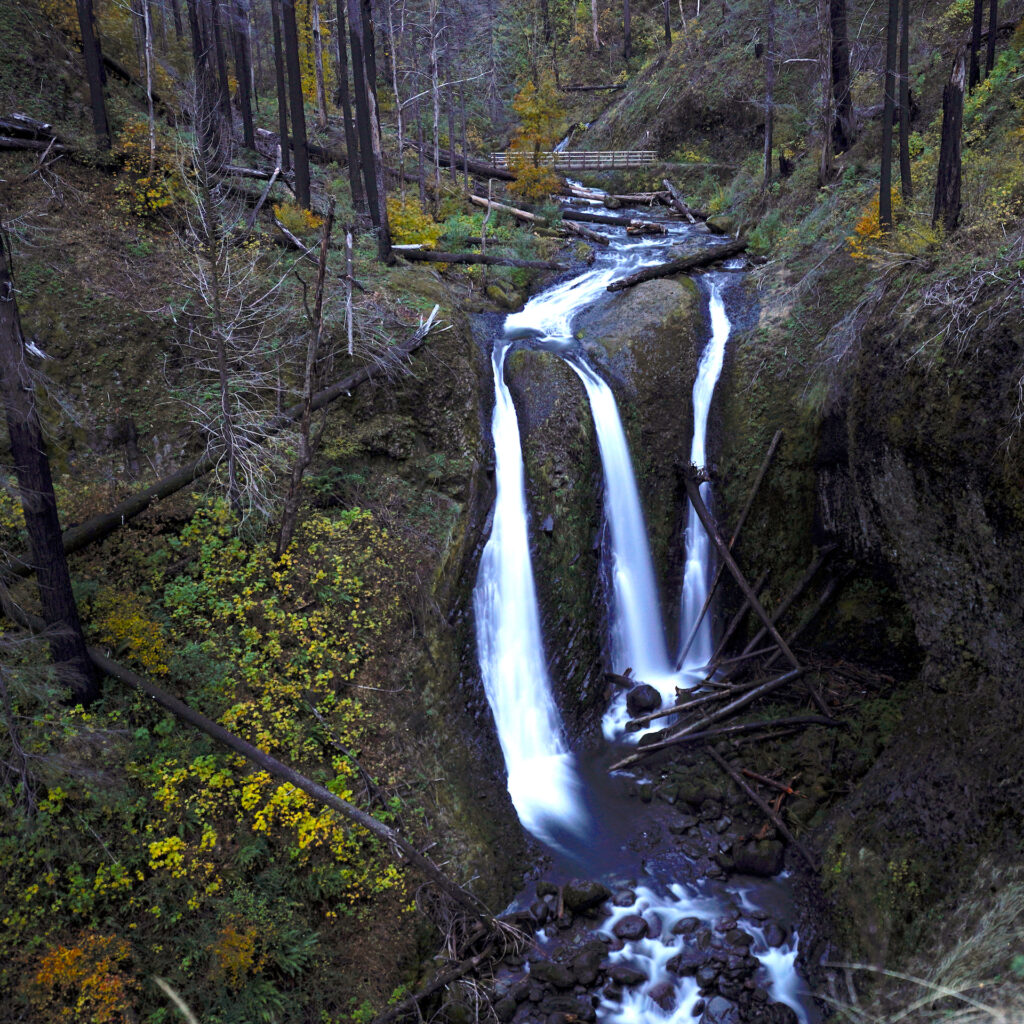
879,0,899,229
270,0,291,171
898,0,912,199
335,0,364,207
969,0,984,88
75,0,110,149
280,0,311,207
231,0,255,148
0,234,98,704
763,0,775,187
830,0,855,152
933,47,966,232
348,0,381,225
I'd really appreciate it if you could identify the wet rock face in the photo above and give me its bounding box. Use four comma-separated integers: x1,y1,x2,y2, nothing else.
573,277,704,621
504,349,604,723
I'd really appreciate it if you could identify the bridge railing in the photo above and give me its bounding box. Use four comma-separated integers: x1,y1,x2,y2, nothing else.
489,150,657,171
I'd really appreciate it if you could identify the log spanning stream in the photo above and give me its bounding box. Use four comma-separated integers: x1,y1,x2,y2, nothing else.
473,191,816,1024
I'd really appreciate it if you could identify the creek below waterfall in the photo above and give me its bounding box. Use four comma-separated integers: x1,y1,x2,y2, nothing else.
469,189,820,1024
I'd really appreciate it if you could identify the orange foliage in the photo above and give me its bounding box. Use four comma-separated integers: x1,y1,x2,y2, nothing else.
27,933,138,1024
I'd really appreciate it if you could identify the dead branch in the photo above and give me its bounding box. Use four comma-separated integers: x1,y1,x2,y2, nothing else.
706,748,816,870
662,178,708,221
678,430,782,666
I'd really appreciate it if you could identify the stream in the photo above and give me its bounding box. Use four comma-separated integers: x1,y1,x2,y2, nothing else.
472,189,817,1024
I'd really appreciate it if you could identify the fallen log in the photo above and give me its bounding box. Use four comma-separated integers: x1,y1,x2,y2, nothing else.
0,598,496,929
707,570,770,669
610,668,805,770
469,194,547,225
707,748,816,871
662,178,708,221
5,310,442,575
603,190,670,205
608,238,748,291
0,136,68,153
739,545,836,658
560,83,626,92
367,942,499,1024
626,221,667,236
562,219,610,246
399,250,567,270
627,675,770,731
763,575,845,670
406,141,517,182
678,430,782,666
672,714,840,747
681,473,835,718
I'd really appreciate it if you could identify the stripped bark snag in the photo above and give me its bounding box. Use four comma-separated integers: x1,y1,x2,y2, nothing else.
607,239,748,292
706,749,817,870
678,430,782,666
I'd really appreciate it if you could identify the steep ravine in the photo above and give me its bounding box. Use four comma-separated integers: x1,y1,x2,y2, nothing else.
717,255,1024,970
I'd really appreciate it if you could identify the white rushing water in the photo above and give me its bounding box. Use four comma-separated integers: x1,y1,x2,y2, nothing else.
569,362,679,731
473,214,810,1022
678,280,731,671
473,343,587,846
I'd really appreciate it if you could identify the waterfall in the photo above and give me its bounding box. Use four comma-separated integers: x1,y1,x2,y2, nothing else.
569,362,679,738
678,280,731,671
472,343,586,845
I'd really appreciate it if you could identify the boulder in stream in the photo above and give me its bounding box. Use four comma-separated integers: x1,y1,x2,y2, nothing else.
612,913,649,940
732,840,785,877
562,878,611,914
626,683,662,715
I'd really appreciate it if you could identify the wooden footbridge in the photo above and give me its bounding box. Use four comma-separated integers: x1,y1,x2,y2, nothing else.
489,150,656,171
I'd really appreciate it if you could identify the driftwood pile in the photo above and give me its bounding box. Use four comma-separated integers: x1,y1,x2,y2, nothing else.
608,433,847,868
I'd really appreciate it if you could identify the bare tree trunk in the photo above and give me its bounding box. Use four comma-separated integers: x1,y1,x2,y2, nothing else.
143,0,157,174
763,0,774,187
277,200,335,557
415,95,427,208
898,0,912,199
591,0,600,49
349,0,391,260
817,0,834,183
75,0,111,149
663,0,672,45
428,0,443,204
879,0,899,229
969,0,984,88
445,54,458,186
933,47,965,232
623,0,631,59
460,79,469,192
985,0,998,76
232,0,256,148
345,226,354,355
0,233,98,704
270,0,291,171
281,0,311,207
210,0,233,125
830,0,855,152
312,0,329,129
335,0,364,208
347,0,381,224
385,0,405,199
170,0,184,38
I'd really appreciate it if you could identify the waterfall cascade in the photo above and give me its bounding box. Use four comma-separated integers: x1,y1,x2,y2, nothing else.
470,197,811,1023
